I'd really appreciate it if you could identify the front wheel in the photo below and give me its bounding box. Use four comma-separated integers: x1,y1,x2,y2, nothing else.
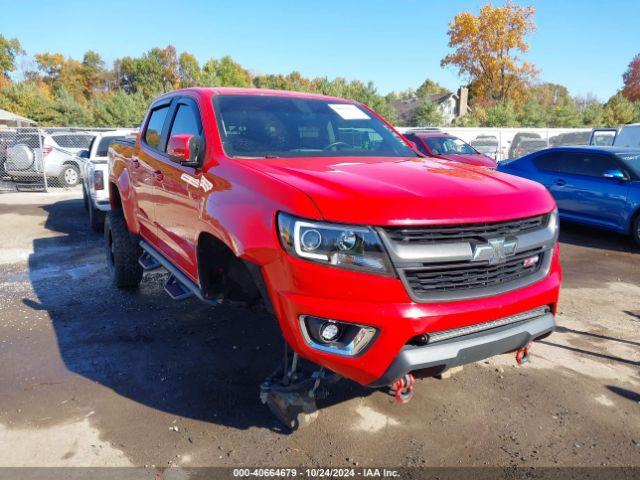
104,209,143,288
59,164,80,187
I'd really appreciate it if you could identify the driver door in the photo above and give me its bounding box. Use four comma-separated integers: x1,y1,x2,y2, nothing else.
153,97,204,281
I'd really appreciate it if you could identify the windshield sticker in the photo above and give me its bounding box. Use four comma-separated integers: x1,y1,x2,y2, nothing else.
328,104,370,120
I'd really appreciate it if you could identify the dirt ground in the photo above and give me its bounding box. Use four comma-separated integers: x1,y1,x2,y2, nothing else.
0,191,638,469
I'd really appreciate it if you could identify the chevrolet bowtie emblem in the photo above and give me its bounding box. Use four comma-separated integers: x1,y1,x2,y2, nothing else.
472,237,518,265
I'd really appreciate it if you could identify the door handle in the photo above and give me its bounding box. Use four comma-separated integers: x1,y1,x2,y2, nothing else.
131,159,140,168
554,179,567,187
153,170,164,181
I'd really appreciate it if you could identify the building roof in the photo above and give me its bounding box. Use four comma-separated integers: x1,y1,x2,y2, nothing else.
0,108,37,125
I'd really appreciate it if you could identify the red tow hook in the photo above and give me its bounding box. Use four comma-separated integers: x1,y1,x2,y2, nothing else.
391,373,415,404
516,342,533,365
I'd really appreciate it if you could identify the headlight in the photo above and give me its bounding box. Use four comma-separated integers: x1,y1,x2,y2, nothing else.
549,208,559,239
277,212,393,275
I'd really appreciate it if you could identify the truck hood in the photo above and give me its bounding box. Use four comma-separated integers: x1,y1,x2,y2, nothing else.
434,153,497,168
248,156,555,226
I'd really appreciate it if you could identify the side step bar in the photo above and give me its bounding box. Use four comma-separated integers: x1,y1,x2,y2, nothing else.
138,251,161,270
139,240,220,305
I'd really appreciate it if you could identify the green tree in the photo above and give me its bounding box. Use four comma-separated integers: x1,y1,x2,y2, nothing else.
179,52,201,87
549,99,580,127
0,81,58,124
415,79,448,98
581,102,605,127
90,89,148,127
51,87,93,126
0,34,24,80
485,101,517,127
518,99,546,127
412,98,444,126
114,45,180,96
603,93,635,125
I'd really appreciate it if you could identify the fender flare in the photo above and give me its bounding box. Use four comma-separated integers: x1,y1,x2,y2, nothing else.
112,169,140,234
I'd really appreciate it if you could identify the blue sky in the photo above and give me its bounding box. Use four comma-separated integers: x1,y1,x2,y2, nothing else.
2,0,639,101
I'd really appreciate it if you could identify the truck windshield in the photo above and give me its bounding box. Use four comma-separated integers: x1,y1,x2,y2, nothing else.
424,136,477,155
213,95,416,159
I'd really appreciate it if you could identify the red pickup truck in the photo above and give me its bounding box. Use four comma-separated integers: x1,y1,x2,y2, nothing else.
107,88,561,428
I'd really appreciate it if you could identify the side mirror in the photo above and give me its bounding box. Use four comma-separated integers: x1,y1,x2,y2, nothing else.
603,169,628,181
167,134,201,167
406,140,418,151
77,149,90,159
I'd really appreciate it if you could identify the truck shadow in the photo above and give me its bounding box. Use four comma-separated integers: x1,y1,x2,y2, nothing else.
25,199,372,433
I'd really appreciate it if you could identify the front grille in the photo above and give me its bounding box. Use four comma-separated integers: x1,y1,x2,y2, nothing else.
403,247,545,297
384,215,547,244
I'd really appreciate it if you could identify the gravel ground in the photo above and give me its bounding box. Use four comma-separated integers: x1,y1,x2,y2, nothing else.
0,192,638,469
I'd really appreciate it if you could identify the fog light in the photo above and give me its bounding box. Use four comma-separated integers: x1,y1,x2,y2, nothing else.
319,322,341,342
299,315,377,356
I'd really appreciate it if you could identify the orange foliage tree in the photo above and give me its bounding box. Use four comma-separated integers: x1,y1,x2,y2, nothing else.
441,1,538,105
622,53,640,102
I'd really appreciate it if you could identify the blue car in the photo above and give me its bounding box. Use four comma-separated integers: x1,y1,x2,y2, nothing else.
498,146,640,245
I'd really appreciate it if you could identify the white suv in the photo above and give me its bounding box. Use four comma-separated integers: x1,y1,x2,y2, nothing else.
82,130,136,230
5,131,95,187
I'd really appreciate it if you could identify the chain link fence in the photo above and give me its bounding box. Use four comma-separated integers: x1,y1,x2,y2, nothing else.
0,127,96,193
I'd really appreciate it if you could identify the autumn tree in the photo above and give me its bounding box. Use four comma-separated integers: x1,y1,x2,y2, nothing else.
82,51,106,98
622,53,640,101
34,52,86,100
441,2,537,105
0,34,24,83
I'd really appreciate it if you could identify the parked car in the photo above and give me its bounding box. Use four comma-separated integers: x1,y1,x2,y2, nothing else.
589,128,617,146
589,124,640,148
5,131,95,187
549,131,590,147
403,132,497,167
469,137,500,160
512,138,549,158
107,88,560,428
82,130,136,231
0,130,15,179
508,132,541,159
498,146,640,245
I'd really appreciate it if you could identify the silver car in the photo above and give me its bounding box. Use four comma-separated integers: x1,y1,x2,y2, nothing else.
5,131,95,187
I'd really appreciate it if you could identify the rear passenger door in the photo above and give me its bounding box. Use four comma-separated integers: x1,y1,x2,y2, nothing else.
153,97,204,281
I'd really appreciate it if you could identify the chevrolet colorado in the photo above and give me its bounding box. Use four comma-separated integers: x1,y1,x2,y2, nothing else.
107,88,561,428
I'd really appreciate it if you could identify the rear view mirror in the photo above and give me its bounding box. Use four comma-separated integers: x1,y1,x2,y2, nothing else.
603,169,628,181
406,140,418,151
167,134,201,167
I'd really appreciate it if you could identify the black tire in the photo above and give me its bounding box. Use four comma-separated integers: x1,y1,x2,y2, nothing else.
59,164,80,187
632,214,640,247
104,209,143,288
88,200,105,232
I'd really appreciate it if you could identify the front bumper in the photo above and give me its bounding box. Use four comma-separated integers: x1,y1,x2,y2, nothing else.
263,245,561,386
368,311,555,387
